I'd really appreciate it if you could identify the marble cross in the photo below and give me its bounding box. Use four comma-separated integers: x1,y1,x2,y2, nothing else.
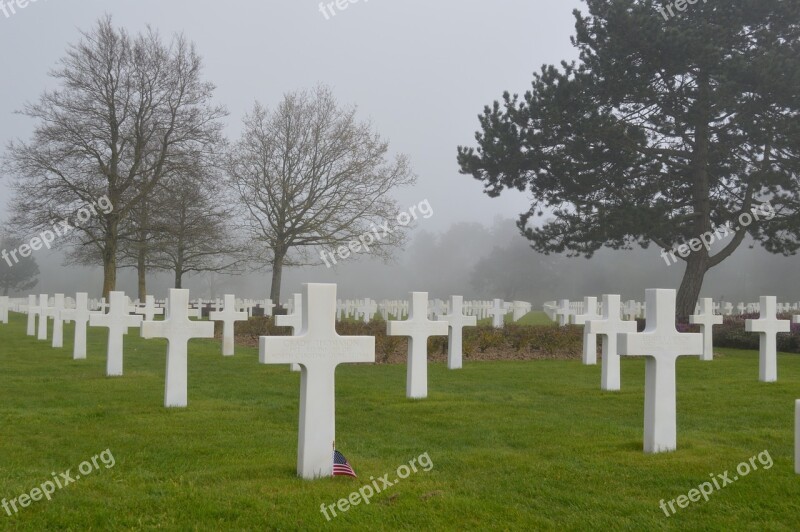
745,296,790,382
618,289,703,453
488,298,506,328
689,298,723,361
59,292,97,360
89,291,143,376
573,296,601,365
141,289,215,407
209,294,248,356
586,294,637,391
135,295,165,322
387,292,448,399
437,295,477,369
259,283,375,479
26,294,39,336
37,294,52,340
50,294,66,348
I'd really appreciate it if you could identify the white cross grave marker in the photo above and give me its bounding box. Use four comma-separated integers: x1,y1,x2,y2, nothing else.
489,298,506,328
141,289,215,407
437,295,478,370
51,294,66,348
37,294,52,340
573,296,601,365
586,295,637,391
26,295,39,336
618,289,703,453
387,292,448,399
89,291,142,376
259,283,375,479
135,295,165,322
60,293,97,360
555,299,571,326
745,296,790,383
689,298,723,361
209,294,248,356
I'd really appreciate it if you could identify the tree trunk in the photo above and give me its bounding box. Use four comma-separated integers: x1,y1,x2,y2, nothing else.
137,246,147,300
102,239,117,300
270,251,285,311
175,268,183,289
676,255,709,320
676,72,713,322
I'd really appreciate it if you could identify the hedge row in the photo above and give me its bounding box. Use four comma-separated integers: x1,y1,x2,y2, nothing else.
227,313,800,364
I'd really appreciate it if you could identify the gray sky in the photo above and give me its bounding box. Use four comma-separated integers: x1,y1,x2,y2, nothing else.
2,1,796,304
0,0,583,231
0,0,586,300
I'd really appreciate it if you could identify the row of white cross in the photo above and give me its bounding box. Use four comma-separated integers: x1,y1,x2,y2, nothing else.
546,297,800,324
333,297,531,325
5,287,797,478
1,286,483,479
552,291,800,456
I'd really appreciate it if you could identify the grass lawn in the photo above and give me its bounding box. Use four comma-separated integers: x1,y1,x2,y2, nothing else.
0,311,798,530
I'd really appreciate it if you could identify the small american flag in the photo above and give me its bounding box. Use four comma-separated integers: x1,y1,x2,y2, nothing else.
333,450,357,478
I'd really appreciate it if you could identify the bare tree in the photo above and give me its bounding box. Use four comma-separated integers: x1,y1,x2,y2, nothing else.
227,86,415,305
146,168,246,289
3,16,226,297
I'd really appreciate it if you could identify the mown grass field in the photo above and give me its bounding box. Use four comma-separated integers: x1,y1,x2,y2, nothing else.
0,311,798,530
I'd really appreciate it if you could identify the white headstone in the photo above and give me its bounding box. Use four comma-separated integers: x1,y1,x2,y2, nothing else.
555,299,571,326
209,294,248,356
141,289,215,407
624,300,638,321
51,294,66,348
26,294,39,336
618,289,703,453
689,298,723,361
437,295,477,370
745,296,790,383
387,292,448,399
489,298,506,328
259,283,375,479
573,296,601,365
59,293,97,360
276,293,303,372
135,295,165,322
37,294,52,340
89,292,143,376
586,295,637,391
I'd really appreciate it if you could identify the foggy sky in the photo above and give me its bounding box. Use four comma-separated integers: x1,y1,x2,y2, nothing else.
1,0,798,305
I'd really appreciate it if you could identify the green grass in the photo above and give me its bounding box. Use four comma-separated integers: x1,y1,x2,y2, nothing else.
0,311,798,530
